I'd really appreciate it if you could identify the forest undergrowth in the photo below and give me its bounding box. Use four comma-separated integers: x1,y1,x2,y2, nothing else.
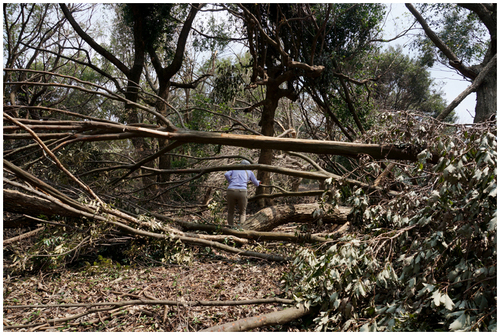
3,211,335,332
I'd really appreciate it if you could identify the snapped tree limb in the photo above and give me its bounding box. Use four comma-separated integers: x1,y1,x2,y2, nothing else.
161,215,349,243
201,303,313,332
3,116,437,163
4,163,287,262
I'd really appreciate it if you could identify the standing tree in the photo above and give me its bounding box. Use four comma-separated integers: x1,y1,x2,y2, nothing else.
59,3,158,194
406,3,496,123
233,4,327,206
300,3,386,139
134,3,202,185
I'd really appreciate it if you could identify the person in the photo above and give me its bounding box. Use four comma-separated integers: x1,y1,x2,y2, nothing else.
224,160,260,227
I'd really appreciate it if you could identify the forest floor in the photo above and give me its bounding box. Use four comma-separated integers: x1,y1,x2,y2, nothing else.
3,221,317,332
3,252,304,332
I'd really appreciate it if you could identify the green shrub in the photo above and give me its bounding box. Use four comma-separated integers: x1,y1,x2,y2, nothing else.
284,114,496,331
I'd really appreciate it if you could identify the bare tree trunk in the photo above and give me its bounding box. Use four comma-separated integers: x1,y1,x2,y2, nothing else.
474,63,497,123
201,303,313,332
256,91,280,208
406,3,497,123
243,203,350,231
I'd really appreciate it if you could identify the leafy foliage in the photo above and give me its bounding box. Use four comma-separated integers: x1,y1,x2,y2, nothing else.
411,4,489,67
192,6,237,53
122,4,176,52
371,46,453,121
284,112,496,331
302,4,386,134
210,58,248,105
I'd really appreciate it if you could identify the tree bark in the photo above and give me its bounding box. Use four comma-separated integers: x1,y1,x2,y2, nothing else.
47,122,432,162
3,189,82,218
165,217,350,244
406,3,497,123
256,88,280,208
201,303,313,332
474,60,497,123
243,203,350,231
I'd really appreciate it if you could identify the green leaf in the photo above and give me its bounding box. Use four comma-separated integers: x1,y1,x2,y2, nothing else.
432,290,441,306
441,293,455,310
449,312,466,331
488,214,497,232
360,323,371,332
486,182,497,197
304,300,311,309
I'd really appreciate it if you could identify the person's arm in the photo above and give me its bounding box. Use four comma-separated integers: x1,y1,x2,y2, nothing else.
248,171,260,186
224,171,232,183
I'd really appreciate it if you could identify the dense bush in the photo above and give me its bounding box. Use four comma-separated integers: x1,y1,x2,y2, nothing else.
284,112,496,331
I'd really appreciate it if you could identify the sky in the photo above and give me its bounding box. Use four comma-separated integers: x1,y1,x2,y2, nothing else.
383,3,476,124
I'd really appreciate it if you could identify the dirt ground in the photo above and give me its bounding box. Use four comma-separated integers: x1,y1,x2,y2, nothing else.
3,243,308,332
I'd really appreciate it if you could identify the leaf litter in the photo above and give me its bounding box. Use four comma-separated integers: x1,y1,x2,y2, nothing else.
3,249,303,332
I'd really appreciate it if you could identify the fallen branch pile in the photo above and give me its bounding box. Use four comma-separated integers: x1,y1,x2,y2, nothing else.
5,156,353,267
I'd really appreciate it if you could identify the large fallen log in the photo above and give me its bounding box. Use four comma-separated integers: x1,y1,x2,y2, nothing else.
166,218,350,244
4,189,81,218
242,203,350,231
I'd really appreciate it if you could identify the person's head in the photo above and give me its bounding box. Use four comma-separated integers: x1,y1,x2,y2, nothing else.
241,160,250,165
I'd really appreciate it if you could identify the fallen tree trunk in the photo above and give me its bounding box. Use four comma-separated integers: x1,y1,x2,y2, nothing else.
4,216,41,228
166,217,350,244
201,303,313,332
152,213,348,243
4,118,437,162
242,203,350,231
4,189,82,218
